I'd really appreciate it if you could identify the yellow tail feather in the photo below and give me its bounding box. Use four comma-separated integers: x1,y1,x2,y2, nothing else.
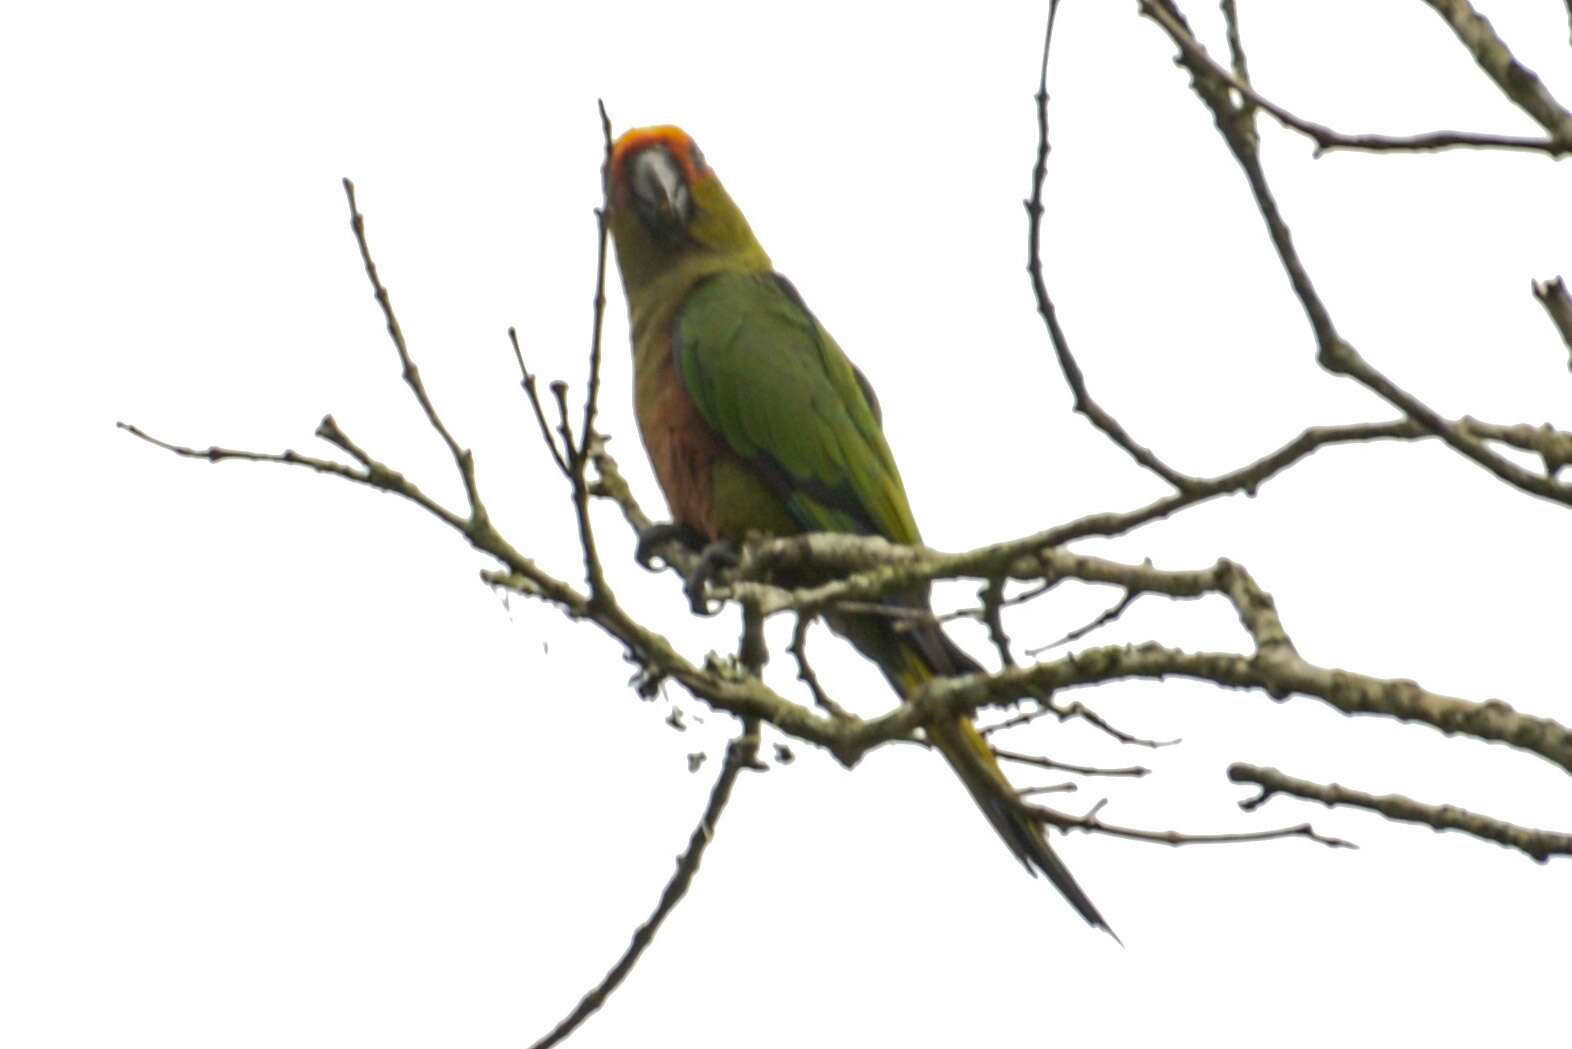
898,660,1114,936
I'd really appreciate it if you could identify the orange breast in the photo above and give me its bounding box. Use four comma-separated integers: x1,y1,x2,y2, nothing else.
634,339,725,542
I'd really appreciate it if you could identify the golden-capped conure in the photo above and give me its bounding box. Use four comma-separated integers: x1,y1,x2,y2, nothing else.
605,125,1110,933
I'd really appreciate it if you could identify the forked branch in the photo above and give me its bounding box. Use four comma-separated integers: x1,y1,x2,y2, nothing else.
1230,764,1572,862
1139,0,1572,509
120,10,1572,1042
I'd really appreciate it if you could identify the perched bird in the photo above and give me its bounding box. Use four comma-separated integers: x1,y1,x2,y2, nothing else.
605,125,1110,933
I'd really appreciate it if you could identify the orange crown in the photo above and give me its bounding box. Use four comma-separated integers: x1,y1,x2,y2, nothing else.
607,125,711,191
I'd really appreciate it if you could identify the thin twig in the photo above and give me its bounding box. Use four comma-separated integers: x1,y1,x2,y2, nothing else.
1028,2,1202,491
577,101,616,464
1230,763,1572,863
1219,0,1252,104
1153,3,1565,156
1030,798,1354,850
1048,697,1180,749
555,378,608,601
981,701,1057,738
1140,0,1572,509
939,581,1055,626
554,107,617,606
994,748,1150,778
980,576,1015,668
528,722,761,1049
117,420,469,532
550,381,577,470
1026,588,1144,655
788,616,856,722
342,179,486,519
809,583,1054,637
1019,782,1079,797
508,327,571,477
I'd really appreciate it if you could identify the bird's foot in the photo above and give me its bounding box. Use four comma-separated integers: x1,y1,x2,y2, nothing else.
685,539,741,617
635,521,706,570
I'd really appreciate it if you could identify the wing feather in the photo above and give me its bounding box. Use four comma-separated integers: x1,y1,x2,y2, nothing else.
673,271,918,544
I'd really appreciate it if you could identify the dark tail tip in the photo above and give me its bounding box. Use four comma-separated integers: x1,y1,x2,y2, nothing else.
981,792,1116,937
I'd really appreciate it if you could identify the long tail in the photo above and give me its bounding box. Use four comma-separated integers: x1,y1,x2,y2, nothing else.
926,709,1113,935
829,607,1114,936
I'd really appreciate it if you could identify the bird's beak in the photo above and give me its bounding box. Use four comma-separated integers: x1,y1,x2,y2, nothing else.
629,146,692,231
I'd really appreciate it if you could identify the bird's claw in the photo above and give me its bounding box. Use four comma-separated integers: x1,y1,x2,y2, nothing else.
635,521,704,570
685,540,741,616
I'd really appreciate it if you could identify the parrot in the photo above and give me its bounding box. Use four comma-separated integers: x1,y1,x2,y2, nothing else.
604,124,1110,934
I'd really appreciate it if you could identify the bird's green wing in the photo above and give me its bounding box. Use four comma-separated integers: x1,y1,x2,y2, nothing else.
673,270,918,544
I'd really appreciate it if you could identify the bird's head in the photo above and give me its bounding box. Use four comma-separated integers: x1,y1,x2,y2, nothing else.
605,125,770,296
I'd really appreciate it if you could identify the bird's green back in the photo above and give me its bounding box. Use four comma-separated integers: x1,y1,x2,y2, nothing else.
673,270,920,545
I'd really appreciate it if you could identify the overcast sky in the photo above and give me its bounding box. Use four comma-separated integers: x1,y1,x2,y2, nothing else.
5,2,1571,1046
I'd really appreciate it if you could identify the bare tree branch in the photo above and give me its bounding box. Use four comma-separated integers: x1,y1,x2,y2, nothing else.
118,418,470,531
600,407,1562,588
1230,763,1572,862
1156,3,1566,156
1026,587,1143,656
1219,0,1251,97
981,699,1170,746
129,183,858,780
1045,698,1180,749
1140,0,1572,508
869,641,1572,778
1461,417,1572,476
736,539,1572,775
517,442,1572,771
123,12,1572,1001
1029,8,1572,526
576,101,616,465
789,616,856,722
1031,798,1354,850
1035,416,1569,539
1028,0,1201,492
528,722,762,1049
342,179,487,520
979,576,1017,668
1532,276,1572,371
1322,351,1572,502
588,441,701,577
981,702,1058,739
128,385,1572,786
994,748,1150,778
940,580,1054,627
508,327,571,477
559,410,611,604
1416,0,1572,146
479,498,1572,782
1019,782,1079,797
738,597,768,678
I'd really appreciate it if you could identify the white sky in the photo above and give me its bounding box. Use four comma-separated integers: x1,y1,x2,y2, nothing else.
4,1,1571,1046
